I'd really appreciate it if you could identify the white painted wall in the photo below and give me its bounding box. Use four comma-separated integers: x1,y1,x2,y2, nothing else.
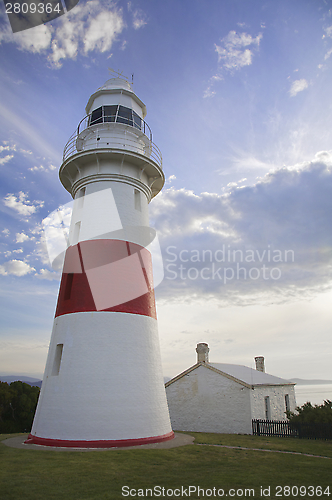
165,365,252,434
77,125,150,160
90,93,143,117
69,180,150,247
250,385,297,421
31,312,172,441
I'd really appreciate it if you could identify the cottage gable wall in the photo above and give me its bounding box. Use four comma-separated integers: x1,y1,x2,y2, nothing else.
165,365,252,434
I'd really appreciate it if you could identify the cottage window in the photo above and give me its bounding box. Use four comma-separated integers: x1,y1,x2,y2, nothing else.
285,394,290,413
264,396,271,420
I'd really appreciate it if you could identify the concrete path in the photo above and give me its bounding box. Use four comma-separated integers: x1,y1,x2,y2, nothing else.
2,432,194,452
195,443,332,460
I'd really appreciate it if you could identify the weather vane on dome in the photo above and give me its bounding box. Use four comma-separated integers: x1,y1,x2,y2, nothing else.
108,68,134,84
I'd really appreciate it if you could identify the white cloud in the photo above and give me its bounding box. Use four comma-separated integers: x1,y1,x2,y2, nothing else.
41,202,72,270
127,2,147,29
289,79,309,97
0,260,35,276
132,10,147,29
16,232,30,243
36,268,61,280
0,0,126,68
3,192,44,217
0,144,15,153
215,30,262,72
324,48,332,61
0,154,14,165
0,19,52,52
203,75,223,98
2,229,10,236
28,163,56,172
150,153,332,305
226,153,278,172
48,2,125,67
0,143,17,165
204,31,262,97
84,10,124,53
9,25,53,53
203,88,216,99
29,165,46,172
19,148,33,155
323,26,332,38
166,175,177,184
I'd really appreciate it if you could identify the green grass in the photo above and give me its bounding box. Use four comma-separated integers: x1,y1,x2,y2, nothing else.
0,433,331,499
188,431,332,458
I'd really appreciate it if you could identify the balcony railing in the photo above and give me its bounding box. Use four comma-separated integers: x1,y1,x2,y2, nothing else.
62,113,162,170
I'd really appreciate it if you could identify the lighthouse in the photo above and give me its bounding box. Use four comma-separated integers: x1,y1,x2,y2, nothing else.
26,77,174,447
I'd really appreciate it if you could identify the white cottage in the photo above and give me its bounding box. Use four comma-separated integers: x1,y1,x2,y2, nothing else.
165,343,297,435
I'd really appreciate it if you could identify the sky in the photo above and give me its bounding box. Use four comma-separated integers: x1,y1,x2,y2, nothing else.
0,0,332,388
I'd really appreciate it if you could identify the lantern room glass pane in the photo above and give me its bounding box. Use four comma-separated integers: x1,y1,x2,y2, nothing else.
117,105,133,126
103,105,117,122
133,111,142,130
90,107,102,125
88,105,143,131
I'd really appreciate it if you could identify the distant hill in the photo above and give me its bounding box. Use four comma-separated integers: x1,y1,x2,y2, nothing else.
0,376,42,388
290,378,332,385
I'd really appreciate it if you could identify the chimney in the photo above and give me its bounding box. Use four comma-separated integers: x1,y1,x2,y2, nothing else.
196,343,209,363
255,356,265,372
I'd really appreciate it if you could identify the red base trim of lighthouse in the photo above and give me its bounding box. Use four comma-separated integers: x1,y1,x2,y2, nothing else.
25,431,174,448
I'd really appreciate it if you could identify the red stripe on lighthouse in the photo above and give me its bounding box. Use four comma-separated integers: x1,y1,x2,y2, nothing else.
25,431,175,448
55,239,157,319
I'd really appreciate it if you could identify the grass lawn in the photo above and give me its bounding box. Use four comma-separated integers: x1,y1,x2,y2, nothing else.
0,432,331,500
189,431,332,458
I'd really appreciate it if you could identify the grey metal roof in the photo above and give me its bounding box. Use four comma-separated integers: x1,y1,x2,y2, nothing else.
210,363,295,386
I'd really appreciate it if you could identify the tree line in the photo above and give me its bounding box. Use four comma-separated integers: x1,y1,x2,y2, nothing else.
0,381,40,433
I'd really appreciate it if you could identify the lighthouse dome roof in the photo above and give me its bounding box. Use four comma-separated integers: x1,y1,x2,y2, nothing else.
98,77,133,92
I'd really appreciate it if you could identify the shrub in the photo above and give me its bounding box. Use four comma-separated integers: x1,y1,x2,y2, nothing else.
287,400,332,424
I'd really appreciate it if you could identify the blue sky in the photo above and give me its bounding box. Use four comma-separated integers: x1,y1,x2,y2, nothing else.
0,0,332,388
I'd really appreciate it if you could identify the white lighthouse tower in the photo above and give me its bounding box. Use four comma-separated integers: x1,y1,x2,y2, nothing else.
26,77,174,447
